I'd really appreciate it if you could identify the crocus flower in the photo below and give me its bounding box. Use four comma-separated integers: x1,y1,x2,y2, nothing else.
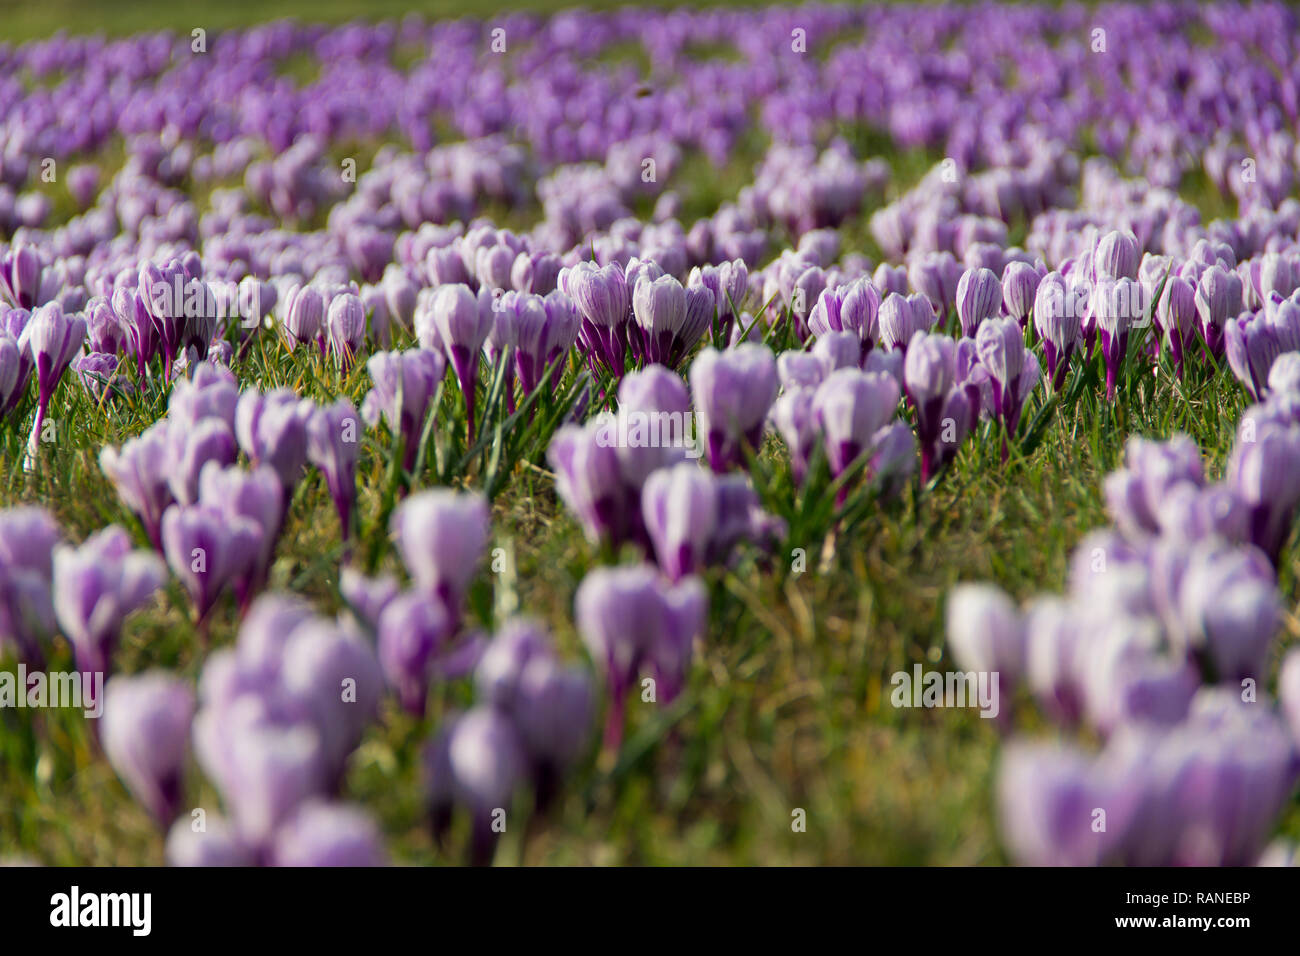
878,292,936,351
52,525,165,676
390,489,490,620
165,815,254,867
197,462,284,608
946,583,1026,688
167,417,237,506
808,278,879,360
975,316,1040,439
575,564,706,750
326,292,366,373
307,399,361,540
474,619,554,709
563,260,631,378
339,566,400,634
279,284,325,354
770,386,818,485
112,286,159,379
160,502,263,623
955,267,1001,338
137,261,185,380
212,720,327,848
1102,434,1204,539
101,673,194,826
1036,272,1085,390
1092,277,1141,400
1001,260,1042,328
361,348,445,471
1225,308,1300,401
1226,425,1300,564
25,302,86,459
511,655,595,793
0,333,21,411
0,243,42,310
1093,228,1140,281
811,367,900,484
902,331,970,481
548,414,639,546
1168,540,1279,683
689,344,778,472
641,462,718,580
271,801,388,867
687,258,747,341
417,283,492,440
1156,275,1197,378
442,706,527,865
996,741,1123,866
1194,264,1241,359
100,421,174,551
0,506,60,663
85,296,126,354
234,388,312,496
279,618,383,778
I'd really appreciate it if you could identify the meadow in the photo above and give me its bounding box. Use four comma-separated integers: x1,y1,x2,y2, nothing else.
1,2,1298,867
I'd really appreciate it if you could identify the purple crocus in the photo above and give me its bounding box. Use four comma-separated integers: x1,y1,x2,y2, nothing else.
197,462,284,609
0,506,60,663
307,399,361,541
112,286,159,380
101,672,194,826
1033,272,1084,391
770,386,818,485
548,415,639,547
878,292,924,351
1001,260,1042,328
902,331,970,481
417,283,492,440
234,388,313,496
390,489,490,622
689,344,778,472
1194,264,1241,359
975,317,1040,440
160,502,263,624
808,277,880,361
946,583,1026,690
271,801,388,866
280,283,326,354
52,525,165,676
167,418,237,506
641,462,718,581
442,706,527,865
1092,277,1140,400
563,260,631,378
377,591,451,716
165,815,254,867
326,292,366,373
0,243,42,310
24,302,86,459
811,367,900,484
956,267,1002,338
100,422,174,551
1226,425,1300,564
360,348,446,471
575,564,706,750
1156,276,1198,379
137,261,186,381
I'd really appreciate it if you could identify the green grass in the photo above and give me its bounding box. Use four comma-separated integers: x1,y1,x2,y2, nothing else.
2,2,1298,867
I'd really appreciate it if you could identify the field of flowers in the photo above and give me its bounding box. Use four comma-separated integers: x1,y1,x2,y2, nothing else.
2,1,1300,868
